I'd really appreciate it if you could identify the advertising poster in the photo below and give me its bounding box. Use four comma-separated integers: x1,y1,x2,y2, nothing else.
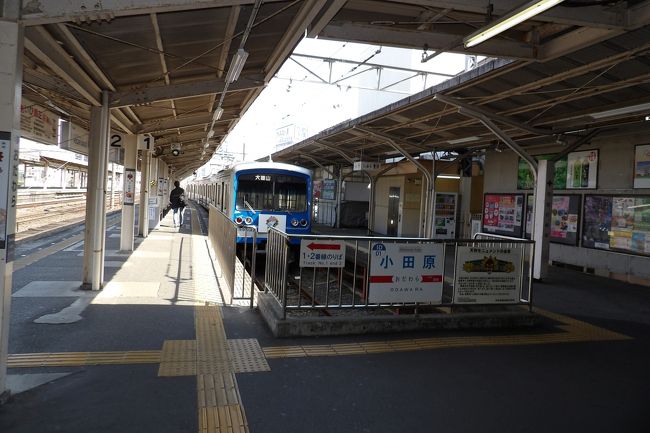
482,193,524,237
634,144,650,188
517,155,567,190
582,196,612,249
0,132,10,249
453,245,523,304
567,150,598,189
123,169,136,205
550,195,580,245
368,242,444,304
321,179,337,200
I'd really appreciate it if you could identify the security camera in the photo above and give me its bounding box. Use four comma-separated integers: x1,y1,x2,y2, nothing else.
171,142,181,156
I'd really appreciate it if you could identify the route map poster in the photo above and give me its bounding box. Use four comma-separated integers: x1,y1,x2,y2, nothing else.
368,242,444,304
453,245,523,304
482,193,524,237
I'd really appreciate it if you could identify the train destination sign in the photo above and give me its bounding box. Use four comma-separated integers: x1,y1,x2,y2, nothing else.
453,245,523,304
368,242,444,304
299,240,346,268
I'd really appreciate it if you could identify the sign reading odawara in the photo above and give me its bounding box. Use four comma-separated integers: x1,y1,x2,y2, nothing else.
453,245,523,304
369,242,444,304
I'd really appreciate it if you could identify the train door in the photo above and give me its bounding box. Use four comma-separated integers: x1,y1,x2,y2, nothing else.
387,187,400,236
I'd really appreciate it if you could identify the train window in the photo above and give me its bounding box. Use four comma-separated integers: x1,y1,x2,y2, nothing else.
236,174,307,212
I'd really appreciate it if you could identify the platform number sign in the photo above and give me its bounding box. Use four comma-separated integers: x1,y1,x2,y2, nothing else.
110,133,123,148
138,134,154,151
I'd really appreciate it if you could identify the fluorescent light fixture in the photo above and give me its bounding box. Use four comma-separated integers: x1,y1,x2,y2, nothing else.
207,129,215,139
589,102,650,119
212,107,224,122
438,174,461,179
447,136,480,145
464,0,566,48
225,48,249,84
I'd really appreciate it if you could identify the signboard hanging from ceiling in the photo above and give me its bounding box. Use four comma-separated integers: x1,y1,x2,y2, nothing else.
353,161,381,171
20,98,59,145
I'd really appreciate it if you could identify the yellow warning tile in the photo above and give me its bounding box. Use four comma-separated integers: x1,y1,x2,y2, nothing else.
197,373,240,408
262,346,306,358
161,340,197,363
332,344,366,355
199,405,248,433
303,345,337,357
158,361,197,377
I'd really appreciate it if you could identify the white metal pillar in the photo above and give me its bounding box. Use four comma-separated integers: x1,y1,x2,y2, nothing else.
335,167,342,229
82,92,110,290
0,11,23,401
120,135,137,251
533,160,555,280
138,150,150,237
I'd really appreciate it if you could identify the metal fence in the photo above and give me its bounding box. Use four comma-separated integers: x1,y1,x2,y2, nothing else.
264,228,535,319
208,206,257,306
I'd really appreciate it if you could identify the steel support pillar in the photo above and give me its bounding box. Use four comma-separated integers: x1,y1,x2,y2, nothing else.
120,135,137,251
335,166,342,229
459,176,472,238
533,160,555,279
0,13,23,402
138,150,150,237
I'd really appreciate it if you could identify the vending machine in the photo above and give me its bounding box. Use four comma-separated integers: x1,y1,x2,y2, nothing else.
433,192,457,239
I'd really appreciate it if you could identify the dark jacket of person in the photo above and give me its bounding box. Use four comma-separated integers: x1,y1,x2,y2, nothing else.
169,186,185,209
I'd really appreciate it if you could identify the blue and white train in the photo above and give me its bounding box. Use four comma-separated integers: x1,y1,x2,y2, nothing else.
190,162,312,244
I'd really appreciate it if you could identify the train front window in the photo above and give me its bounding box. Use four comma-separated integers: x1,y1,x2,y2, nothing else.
236,174,307,212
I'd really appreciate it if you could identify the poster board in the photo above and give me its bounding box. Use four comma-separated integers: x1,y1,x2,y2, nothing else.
524,194,581,246
453,245,523,304
482,193,524,237
582,195,650,256
633,144,650,188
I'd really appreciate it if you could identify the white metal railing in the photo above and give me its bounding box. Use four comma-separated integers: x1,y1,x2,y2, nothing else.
264,228,535,319
208,205,257,306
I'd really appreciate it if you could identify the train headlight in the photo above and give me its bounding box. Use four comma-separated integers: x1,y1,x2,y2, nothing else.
235,216,243,224
300,219,308,227
244,216,253,225
291,219,299,227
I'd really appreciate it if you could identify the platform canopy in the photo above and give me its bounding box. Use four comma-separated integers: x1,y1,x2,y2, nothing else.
16,0,650,177
271,25,650,168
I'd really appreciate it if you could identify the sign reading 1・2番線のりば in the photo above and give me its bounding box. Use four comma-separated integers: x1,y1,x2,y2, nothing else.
453,245,523,304
369,242,444,303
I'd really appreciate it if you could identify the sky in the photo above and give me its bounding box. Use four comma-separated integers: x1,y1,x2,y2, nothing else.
201,38,472,172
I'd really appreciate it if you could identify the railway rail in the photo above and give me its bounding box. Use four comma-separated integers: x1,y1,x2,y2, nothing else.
16,190,127,240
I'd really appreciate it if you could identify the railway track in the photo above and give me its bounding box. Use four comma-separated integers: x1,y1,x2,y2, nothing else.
15,191,126,239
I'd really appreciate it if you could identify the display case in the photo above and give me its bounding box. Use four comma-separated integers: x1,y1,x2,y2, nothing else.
433,192,457,239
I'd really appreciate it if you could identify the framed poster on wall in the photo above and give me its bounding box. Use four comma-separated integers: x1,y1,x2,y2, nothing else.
482,193,524,237
517,155,567,190
566,149,598,189
321,179,337,200
634,144,650,188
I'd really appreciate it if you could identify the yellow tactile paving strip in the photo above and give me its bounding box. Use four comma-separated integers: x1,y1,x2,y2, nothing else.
262,308,631,359
7,350,161,367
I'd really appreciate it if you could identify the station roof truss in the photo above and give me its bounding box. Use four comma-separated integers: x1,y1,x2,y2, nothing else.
15,0,650,178
271,25,650,170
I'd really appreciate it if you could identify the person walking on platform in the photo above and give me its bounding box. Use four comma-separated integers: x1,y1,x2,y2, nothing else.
169,180,186,228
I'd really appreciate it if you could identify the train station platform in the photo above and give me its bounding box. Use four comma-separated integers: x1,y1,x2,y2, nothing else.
1,203,649,433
